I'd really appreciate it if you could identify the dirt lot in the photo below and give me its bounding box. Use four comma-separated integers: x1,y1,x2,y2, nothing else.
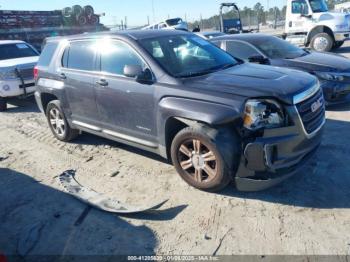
1,48,350,258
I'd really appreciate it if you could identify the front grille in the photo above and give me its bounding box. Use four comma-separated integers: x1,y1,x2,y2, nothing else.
16,67,34,80
295,89,325,134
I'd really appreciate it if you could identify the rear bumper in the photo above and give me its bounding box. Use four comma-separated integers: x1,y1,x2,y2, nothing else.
0,79,35,98
235,106,324,192
34,91,44,113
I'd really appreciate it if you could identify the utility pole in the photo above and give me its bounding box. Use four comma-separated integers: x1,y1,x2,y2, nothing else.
147,16,150,25
124,16,127,29
151,0,156,22
200,14,203,30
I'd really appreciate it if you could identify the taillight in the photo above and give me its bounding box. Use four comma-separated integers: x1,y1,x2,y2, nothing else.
33,66,38,80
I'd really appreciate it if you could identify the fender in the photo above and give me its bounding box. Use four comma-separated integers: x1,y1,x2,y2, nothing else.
157,96,242,151
35,79,71,118
159,97,242,125
306,25,334,44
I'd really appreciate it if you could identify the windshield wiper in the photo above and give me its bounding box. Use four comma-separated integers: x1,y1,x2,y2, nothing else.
177,63,237,78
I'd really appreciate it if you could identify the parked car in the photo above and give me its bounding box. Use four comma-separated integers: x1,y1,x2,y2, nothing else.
0,40,39,111
196,31,226,39
142,17,188,31
35,30,325,192
211,34,350,103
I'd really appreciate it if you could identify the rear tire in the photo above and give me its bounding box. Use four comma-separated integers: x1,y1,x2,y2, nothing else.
0,97,7,112
46,100,79,142
170,125,240,192
310,33,333,52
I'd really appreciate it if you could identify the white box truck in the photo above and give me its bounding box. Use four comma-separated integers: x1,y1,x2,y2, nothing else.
284,0,350,52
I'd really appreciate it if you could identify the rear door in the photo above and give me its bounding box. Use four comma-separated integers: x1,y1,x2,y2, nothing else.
60,40,100,127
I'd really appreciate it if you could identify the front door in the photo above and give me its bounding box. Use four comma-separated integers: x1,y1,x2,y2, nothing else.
93,39,157,143
287,0,312,33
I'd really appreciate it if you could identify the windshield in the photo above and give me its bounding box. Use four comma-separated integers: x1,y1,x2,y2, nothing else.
249,36,308,59
309,0,328,12
139,34,238,78
166,18,183,26
0,43,38,60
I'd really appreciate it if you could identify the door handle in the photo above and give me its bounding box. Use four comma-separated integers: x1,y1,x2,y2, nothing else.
96,79,108,87
59,73,67,80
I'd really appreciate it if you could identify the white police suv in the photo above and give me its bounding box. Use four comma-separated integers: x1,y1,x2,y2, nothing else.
0,40,39,111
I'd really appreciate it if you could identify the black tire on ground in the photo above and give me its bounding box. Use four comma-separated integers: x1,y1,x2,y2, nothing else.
0,97,7,112
170,125,240,192
310,33,334,52
333,41,344,49
46,100,79,142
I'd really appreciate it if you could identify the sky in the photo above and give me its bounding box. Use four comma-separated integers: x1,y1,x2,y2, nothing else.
0,0,285,26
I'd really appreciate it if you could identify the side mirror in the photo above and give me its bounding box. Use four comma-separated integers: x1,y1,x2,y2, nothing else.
123,65,154,84
248,55,269,65
123,64,143,78
300,5,311,17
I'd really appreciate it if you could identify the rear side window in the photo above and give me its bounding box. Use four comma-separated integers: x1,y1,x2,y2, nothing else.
38,42,57,67
62,41,95,71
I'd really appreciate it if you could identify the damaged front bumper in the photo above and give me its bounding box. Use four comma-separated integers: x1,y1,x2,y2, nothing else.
235,104,325,192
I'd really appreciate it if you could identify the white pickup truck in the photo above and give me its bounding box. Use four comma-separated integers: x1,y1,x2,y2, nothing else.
0,40,39,111
284,0,350,52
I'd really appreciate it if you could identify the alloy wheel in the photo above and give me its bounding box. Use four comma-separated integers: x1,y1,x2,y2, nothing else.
177,139,218,183
49,107,66,137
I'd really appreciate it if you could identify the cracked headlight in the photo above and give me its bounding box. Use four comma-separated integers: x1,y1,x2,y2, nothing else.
243,99,284,130
315,72,344,81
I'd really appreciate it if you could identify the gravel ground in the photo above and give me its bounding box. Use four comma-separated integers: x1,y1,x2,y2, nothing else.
0,47,350,258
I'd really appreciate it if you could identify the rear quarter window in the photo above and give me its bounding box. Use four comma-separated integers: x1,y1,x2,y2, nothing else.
38,42,58,67
62,41,95,71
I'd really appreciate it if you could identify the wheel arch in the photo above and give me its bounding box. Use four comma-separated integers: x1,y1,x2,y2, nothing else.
159,97,242,160
306,25,334,45
40,93,59,113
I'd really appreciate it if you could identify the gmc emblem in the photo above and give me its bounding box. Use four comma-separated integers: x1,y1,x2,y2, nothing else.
311,98,323,113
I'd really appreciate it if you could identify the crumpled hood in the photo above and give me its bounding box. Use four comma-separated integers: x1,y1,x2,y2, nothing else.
283,51,350,72
0,56,39,69
183,63,317,105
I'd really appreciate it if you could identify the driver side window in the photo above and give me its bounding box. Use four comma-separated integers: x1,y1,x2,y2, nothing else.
292,0,309,14
99,41,146,76
226,41,260,61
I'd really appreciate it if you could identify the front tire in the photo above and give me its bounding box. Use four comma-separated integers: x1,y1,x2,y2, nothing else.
333,41,344,49
0,97,7,112
310,33,333,52
170,125,240,192
46,100,79,142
